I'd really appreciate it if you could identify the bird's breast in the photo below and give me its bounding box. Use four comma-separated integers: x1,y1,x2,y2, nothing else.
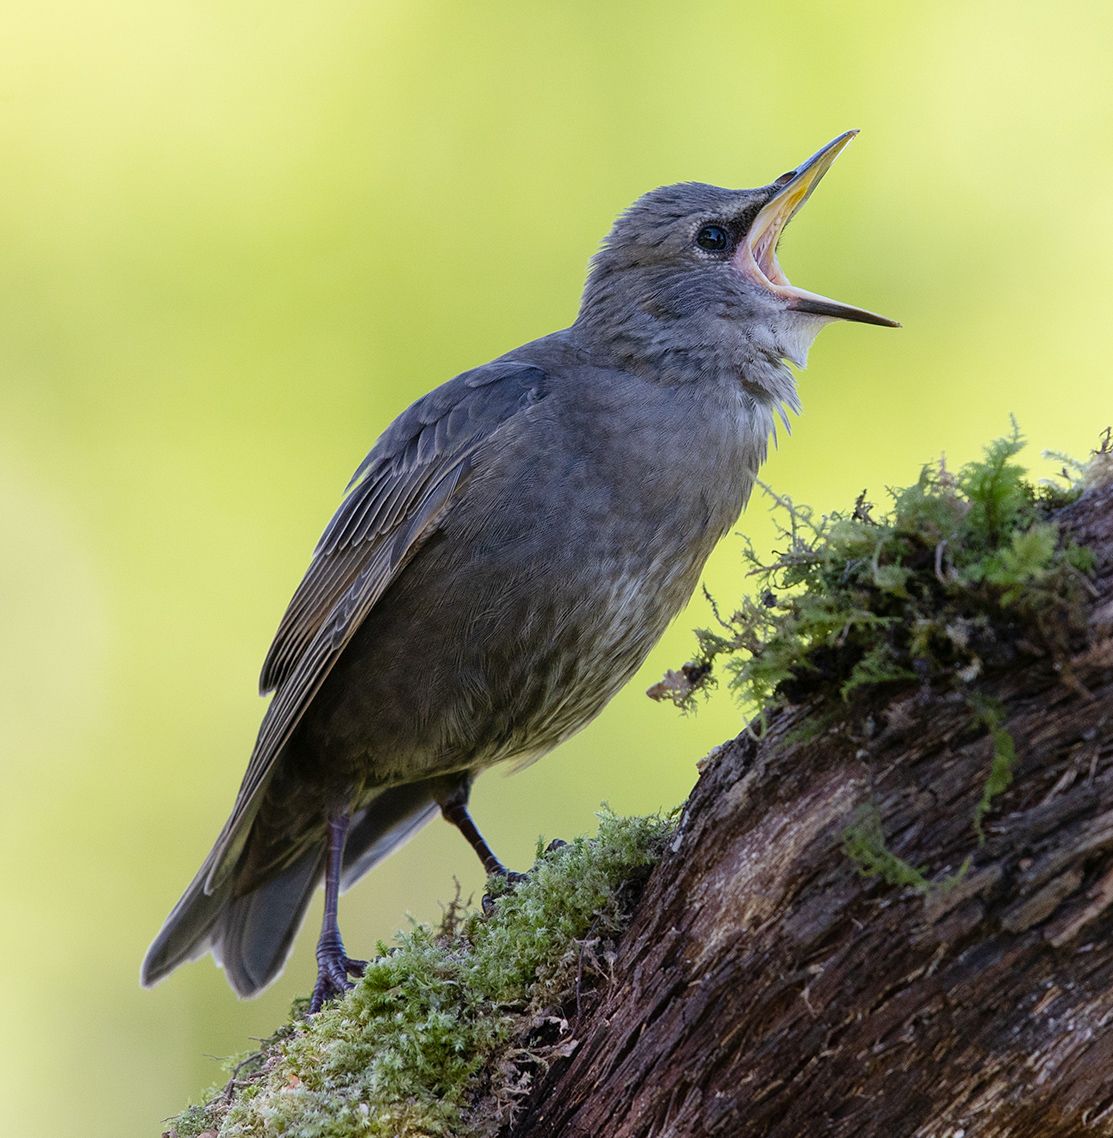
445,380,764,760
308,369,773,787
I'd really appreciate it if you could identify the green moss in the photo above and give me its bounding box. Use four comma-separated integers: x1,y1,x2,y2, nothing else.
969,696,1018,843
165,812,672,1138
838,642,916,701
166,1101,224,1138
660,426,1094,719
842,806,931,892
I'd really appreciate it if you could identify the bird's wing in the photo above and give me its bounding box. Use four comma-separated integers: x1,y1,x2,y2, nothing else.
204,360,548,889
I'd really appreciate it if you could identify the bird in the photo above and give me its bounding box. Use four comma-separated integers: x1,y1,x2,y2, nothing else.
142,130,897,1012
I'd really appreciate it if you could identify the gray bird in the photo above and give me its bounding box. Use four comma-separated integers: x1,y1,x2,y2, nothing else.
142,130,897,1011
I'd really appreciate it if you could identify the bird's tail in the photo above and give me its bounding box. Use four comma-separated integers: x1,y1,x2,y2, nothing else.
140,843,324,997
141,778,445,997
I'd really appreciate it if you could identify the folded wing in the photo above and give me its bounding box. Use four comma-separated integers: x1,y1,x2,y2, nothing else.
204,360,548,890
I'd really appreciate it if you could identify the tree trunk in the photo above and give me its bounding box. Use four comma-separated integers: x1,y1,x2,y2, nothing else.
509,481,1113,1138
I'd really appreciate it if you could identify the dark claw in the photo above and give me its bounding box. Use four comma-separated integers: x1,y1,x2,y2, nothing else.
308,974,348,1014
308,953,365,1013
306,813,367,1014
480,867,526,916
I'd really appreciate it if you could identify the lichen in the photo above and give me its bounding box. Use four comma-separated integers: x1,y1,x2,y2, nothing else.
163,811,673,1138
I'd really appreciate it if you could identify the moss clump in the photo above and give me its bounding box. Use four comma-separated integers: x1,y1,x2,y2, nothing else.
165,812,672,1138
658,425,1094,718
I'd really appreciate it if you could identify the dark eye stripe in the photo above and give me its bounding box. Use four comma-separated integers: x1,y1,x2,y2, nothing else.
732,204,761,234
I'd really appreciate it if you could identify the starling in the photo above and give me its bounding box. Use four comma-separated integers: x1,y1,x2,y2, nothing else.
142,130,896,1010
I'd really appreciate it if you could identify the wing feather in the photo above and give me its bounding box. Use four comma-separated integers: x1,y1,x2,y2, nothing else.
204,361,547,890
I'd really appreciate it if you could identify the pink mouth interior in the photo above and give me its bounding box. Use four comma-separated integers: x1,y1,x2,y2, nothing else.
748,222,790,288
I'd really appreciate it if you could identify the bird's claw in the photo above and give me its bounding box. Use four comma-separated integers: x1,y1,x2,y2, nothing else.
480,867,527,916
308,952,366,1013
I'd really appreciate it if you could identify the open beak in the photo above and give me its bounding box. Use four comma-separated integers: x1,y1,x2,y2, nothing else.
734,130,899,328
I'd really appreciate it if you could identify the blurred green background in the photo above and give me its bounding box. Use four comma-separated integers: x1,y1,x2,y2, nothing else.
2,2,1111,1134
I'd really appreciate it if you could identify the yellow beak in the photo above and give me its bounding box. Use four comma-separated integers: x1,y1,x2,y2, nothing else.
734,130,900,328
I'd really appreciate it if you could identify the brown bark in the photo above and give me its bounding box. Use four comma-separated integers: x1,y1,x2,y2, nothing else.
509,481,1113,1138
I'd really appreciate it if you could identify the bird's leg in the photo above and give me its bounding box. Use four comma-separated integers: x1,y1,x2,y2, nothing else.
308,812,366,1014
439,788,518,879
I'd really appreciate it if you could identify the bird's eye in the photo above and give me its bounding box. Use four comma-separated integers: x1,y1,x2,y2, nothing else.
695,224,731,253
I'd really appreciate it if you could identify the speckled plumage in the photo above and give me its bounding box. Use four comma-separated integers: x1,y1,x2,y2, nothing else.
143,135,894,1000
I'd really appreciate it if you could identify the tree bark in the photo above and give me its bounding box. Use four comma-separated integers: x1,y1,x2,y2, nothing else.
509,480,1113,1138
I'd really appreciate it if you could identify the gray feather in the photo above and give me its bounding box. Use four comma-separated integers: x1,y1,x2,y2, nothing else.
212,849,324,998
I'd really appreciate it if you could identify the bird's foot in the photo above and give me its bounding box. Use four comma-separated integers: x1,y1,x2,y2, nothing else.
308,943,366,1013
479,842,568,915
481,865,527,916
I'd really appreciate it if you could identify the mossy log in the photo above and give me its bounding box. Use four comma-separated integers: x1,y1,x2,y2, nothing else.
509,479,1113,1138
168,465,1113,1138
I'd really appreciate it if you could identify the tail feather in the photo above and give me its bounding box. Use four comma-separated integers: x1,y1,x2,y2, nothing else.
213,849,325,996
141,850,231,987
142,778,447,997
341,782,441,890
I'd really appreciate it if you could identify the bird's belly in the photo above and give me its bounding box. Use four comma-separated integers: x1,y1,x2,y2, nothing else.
299,378,762,798
483,553,695,767
302,496,725,794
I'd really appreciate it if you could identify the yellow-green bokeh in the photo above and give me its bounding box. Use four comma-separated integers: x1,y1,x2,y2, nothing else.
2,3,1111,1134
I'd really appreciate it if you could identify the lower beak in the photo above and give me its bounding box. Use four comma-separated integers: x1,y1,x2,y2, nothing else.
734,130,899,328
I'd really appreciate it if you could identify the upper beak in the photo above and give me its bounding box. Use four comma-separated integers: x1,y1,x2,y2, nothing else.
734,130,900,328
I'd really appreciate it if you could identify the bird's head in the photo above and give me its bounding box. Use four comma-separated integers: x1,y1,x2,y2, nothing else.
576,131,897,390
